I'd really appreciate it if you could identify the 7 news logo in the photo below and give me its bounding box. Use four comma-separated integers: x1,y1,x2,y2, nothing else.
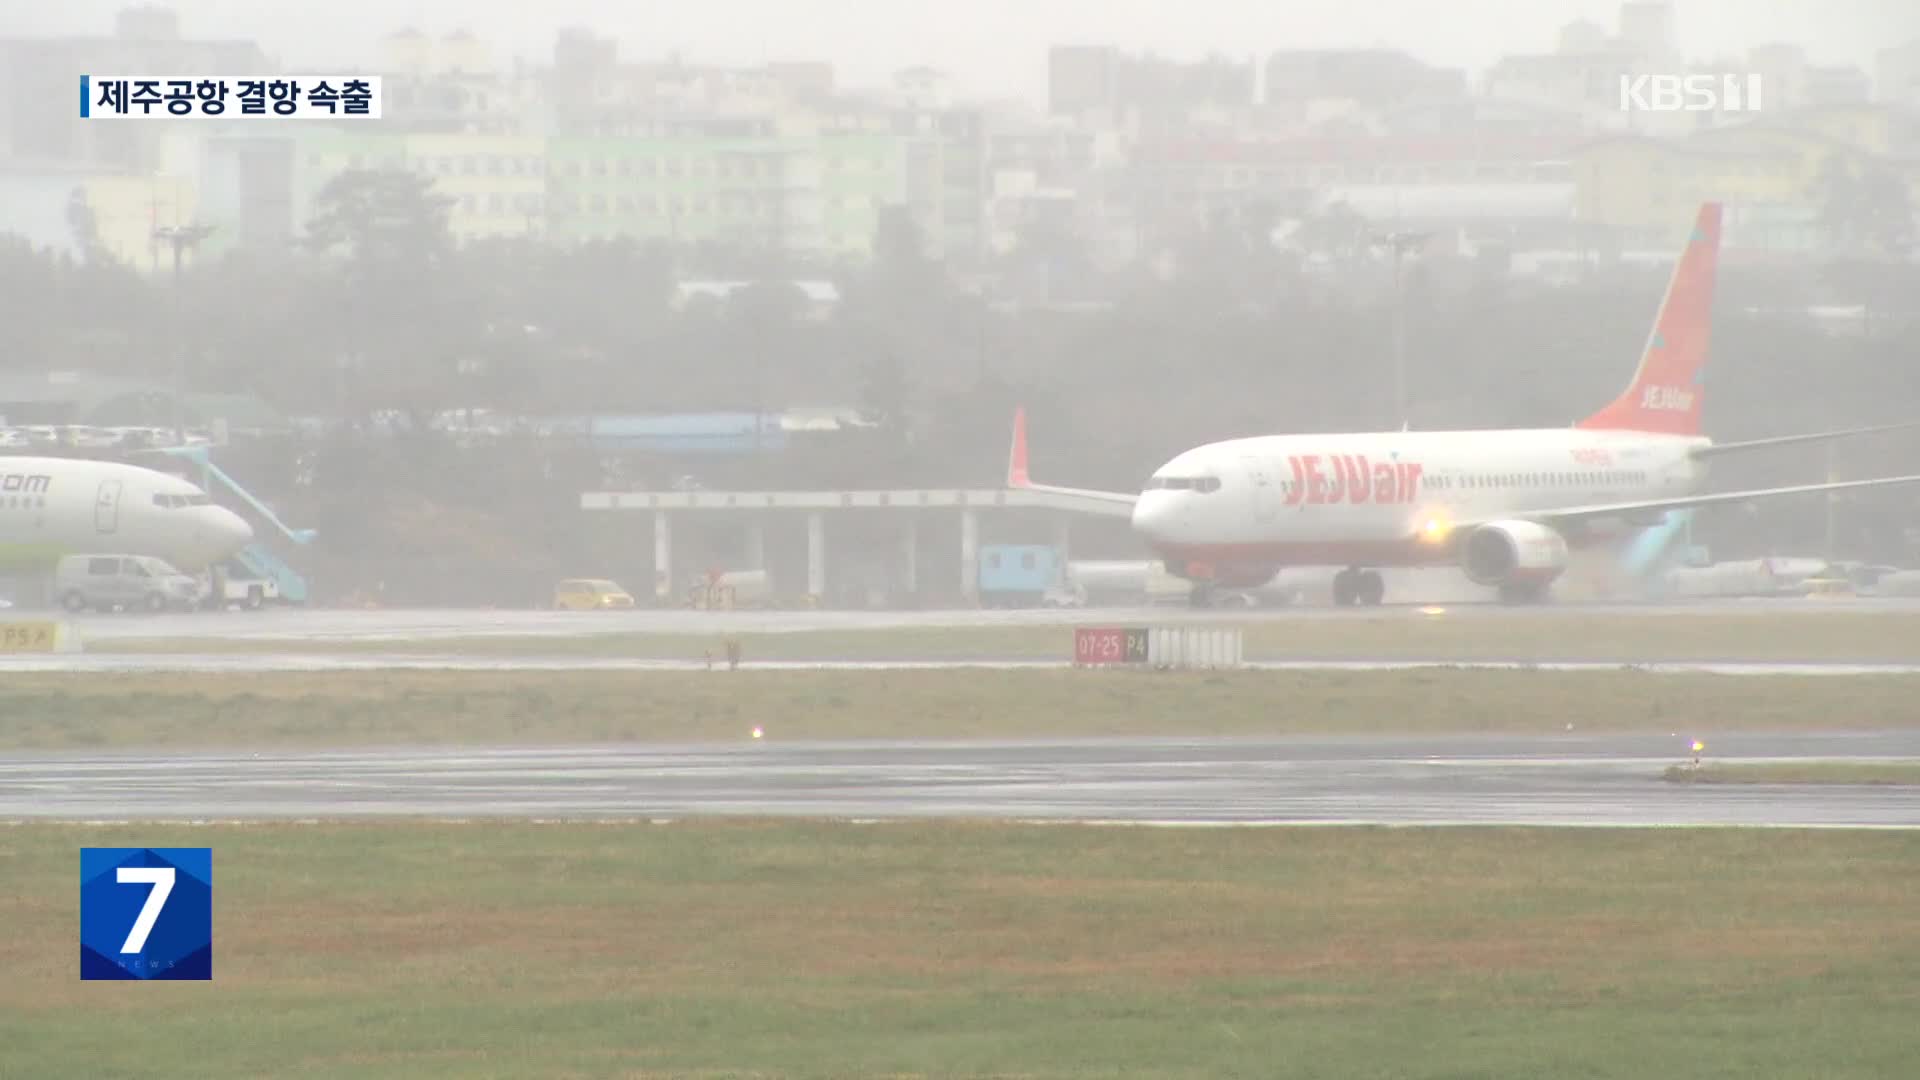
80,848,212,980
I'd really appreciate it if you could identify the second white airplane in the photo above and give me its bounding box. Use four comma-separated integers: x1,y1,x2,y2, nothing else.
0,456,254,575
1011,203,1920,605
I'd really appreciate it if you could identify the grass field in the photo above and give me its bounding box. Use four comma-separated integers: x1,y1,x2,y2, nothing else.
93,610,1920,663
1664,761,1920,785
5,668,1920,750
5,822,1918,1078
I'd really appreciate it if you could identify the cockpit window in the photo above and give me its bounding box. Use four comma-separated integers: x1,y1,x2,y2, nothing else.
1149,476,1221,493
1150,477,1191,490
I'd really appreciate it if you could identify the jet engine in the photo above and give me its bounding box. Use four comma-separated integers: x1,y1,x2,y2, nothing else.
1460,520,1570,591
1167,560,1279,588
1214,565,1280,589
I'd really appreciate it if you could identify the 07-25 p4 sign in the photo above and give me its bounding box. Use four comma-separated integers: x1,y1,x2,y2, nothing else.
1074,627,1148,665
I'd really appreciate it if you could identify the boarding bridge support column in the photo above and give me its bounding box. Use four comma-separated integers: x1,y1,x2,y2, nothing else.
806,511,826,603
653,512,673,601
960,508,979,603
746,517,766,572
900,517,919,599
1052,516,1072,566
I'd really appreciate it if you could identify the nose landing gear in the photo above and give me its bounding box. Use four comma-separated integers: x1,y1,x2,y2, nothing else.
1332,568,1385,607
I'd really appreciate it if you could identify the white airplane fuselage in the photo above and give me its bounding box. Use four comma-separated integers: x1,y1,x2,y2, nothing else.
0,456,254,572
1132,429,1707,581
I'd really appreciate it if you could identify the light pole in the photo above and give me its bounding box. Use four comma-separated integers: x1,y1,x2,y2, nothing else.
1371,230,1428,431
152,223,215,446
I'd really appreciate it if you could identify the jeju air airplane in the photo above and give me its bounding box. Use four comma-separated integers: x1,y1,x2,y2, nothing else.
1008,202,1920,606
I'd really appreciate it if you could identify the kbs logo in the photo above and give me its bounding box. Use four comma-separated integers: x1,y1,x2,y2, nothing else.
1619,73,1763,113
1285,455,1424,506
1639,385,1695,412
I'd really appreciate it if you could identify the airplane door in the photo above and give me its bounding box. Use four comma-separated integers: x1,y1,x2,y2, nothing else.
1244,458,1279,523
94,480,122,534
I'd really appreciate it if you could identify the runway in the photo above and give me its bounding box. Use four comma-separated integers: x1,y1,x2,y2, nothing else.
58,598,1920,644
5,653,1920,675
6,732,1917,827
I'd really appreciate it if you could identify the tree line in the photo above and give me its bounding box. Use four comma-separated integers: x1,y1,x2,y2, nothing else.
4,167,1920,598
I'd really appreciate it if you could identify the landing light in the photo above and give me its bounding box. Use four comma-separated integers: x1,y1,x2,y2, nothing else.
1419,606,1447,617
1419,515,1452,543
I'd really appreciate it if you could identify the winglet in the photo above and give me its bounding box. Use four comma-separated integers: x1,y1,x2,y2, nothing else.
1578,201,1721,436
1007,407,1031,488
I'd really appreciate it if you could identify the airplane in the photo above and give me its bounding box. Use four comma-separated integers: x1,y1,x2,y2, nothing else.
1008,202,1920,606
0,455,254,575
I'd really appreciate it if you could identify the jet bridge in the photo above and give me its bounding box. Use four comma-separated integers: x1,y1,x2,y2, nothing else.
579,487,1132,604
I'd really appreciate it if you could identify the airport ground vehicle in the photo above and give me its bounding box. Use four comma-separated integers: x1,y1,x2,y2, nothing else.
206,561,280,610
1039,582,1087,608
977,545,1065,607
553,578,636,610
688,569,771,609
54,554,202,613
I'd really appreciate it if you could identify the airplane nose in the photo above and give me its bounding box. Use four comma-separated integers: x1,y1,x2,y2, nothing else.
1131,494,1171,540
210,507,253,554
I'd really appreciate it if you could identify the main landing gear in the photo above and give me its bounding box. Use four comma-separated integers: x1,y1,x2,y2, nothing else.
1497,581,1550,605
1332,568,1385,607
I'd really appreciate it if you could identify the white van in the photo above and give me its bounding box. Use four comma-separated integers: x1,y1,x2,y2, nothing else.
54,554,203,613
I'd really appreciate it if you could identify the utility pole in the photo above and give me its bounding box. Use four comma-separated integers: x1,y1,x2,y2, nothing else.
1825,439,1839,563
152,222,215,447
1372,230,1428,431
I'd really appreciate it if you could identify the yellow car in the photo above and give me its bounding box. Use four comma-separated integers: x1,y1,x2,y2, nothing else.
553,579,636,611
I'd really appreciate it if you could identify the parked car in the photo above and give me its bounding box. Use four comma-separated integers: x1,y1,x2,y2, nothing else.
54,554,202,613
554,578,636,610
1040,583,1087,608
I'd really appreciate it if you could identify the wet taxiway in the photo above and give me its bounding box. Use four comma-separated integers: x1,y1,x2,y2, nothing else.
58,599,1920,645
6,732,1917,826
5,654,1920,675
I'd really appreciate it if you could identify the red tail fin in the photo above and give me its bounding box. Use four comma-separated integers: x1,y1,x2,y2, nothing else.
1007,407,1031,488
1577,202,1721,436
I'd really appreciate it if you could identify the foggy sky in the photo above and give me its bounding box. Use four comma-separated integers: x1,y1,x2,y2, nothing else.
10,1,1920,104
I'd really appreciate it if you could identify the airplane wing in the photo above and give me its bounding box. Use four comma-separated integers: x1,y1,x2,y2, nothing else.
1006,408,1139,515
1690,421,1920,460
1503,473,1920,529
